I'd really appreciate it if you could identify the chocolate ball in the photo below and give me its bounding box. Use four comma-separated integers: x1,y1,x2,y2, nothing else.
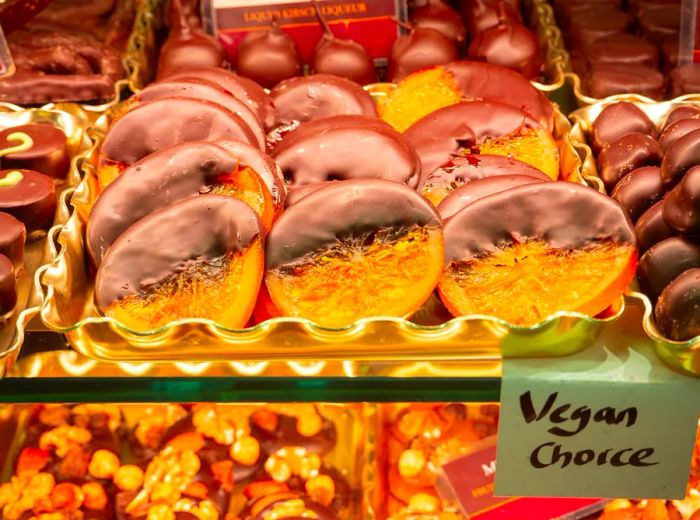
611,166,665,222
585,33,659,69
591,102,657,153
411,0,467,46
587,63,665,100
638,237,700,300
669,64,700,99
635,200,677,253
388,27,457,82
659,118,700,155
663,106,700,129
467,22,542,79
597,133,661,191
655,268,700,341
663,165,700,236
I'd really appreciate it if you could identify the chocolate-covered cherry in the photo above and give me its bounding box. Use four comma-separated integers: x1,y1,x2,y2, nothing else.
411,0,466,46
468,22,542,80
388,26,457,82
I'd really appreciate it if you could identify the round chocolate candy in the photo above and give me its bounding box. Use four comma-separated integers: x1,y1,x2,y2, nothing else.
387,27,457,83
0,254,16,316
658,118,700,155
467,22,542,80
585,33,659,69
411,0,467,46
669,64,700,99
663,165,700,236
655,268,700,341
591,102,657,154
0,124,69,180
634,200,677,254
95,195,265,331
663,106,700,129
587,63,665,100
611,166,665,222
637,237,700,301
597,133,661,191
0,212,24,268
0,169,56,231
463,0,522,35
271,116,421,189
660,128,700,187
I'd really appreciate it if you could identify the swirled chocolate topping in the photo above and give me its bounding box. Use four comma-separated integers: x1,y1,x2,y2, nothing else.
135,80,265,150
634,200,677,254
658,118,700,155
405,101,542,180
597,133,660,191
591,102,656,154
0,124,69,180
663,165,700,236
0,254,16,316
265,179,441,271
655,268,700,341
663,106,700,129
95,195,263,309
611,166,665,223
387,27,457,83
0,212,25,267
660,128,700,187
0,169,56,231
100,98,260,166
638,237,700,301
272,116,421,189
443,182,636,264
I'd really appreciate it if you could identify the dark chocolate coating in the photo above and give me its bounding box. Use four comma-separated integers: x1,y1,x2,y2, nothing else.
591,102,657,154
100,97,260,168
635,200,677,253
265,179,441,270
387,27,457,83
585,33,659,69
437,174,545,220
638,4,680,46
659,118,700,155
597,133,660,191
587,63,665,100
284,181,334,208
95,195,263,309
312,36,377,86
0,169,56,231
638,237,700,301
270,74,377,128
166,67,275,130
404,100,543,181
443,182,636,264
663,165,700,235
662,34,679,72
242,493,339,520
565,6,629,52
655,268,700,341
467,22,542,80
251,412,337,456
271,116,421,189
611,166,665,222
664,106,700,129
236,20,302,89
0,212,25,267
463,0,522,35
660,128,700,187
669,64,700,99
134,80,265,150
0,124,69,180
411,0,466,45
0,254,16,316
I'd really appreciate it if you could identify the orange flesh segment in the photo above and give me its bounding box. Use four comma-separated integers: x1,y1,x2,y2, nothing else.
476,129,559,180
104,240,264,331
378,68,462,133
96,156,124,191
438,240,636,326
266,227,445,328
214,165,275,233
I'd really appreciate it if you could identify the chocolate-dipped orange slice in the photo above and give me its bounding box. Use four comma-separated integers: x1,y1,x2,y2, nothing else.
264,179,444,328
438,182,637,325
95,195,264,331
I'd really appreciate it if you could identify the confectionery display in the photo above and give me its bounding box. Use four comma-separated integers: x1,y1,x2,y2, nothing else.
0,124,69,180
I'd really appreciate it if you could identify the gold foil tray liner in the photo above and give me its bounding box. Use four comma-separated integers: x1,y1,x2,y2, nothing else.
527,0,570,92
569,94,700,377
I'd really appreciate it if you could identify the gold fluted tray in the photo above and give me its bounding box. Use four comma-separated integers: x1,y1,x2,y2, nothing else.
526,0,571,92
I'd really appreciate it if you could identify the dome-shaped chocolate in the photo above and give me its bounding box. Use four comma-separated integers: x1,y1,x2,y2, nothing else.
388,26,457,82
411,0,467,46
468,22,542,80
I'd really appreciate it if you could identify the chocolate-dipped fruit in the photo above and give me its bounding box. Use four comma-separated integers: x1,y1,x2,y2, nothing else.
411,0,466,47
661,128,700,188
664,106,700,129
250,405,337,456
438,182,637,325
468,22,542,80
637,238,700,301
271,116,421,189
663,165,700,235
0,124,69,179
635,200,677,254
95,195,264,331
591,102,657,154
597,133,660,191
587,63,665,100
0,212,25,268
387,26,457,82
236,18,302,89
404,101,559,183
655,268,700,341
264,179,444,328
0,168,56,231
240,491,339,520
611,166,665,224
0,254,16,316
97,97,261,189
658,118,700,155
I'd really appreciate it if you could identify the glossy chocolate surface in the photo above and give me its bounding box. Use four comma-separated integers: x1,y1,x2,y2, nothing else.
388,27,457,83
638,4,680,45
660,128,700,187
663,106,700,129
101,98,260,168
585,33,659,69
658,118,700,155
0,124,69,180
242,493,339,520
635,200,677,253
411,0,467,45
566,6,629,51
404,101,542,181
638,237,700,300
663,165,700,235
0,254,16,316
95,195,263,309
463,0,522,35
265,179,441,270
272,116,420,189
443,182,636,264
588,63,664,99
312,36,377,86
0,169,56,231
591,102,657,153
669,64,700,98
0,212,25,267
611,166,665,222
597,133,660,191
284,181,334,208
468,22,542,79
655,267,700,341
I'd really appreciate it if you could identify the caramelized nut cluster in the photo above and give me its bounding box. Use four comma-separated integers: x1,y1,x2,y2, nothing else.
387,492,461,520
39,425,92,458
265,447,322,482
193,404,254,447
253,405,324,438
72,404,123,432
135,405,189,449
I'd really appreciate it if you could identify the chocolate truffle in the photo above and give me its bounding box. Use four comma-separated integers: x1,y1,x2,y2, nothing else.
611,166,665,222
0,169,56,231
0,212,24,268
0,124,69,180
463,0,522,35
585,33,659,69
638,237,700,300
663,165,700,235
635,200,677,253
660,128,700,187
235,18,302,89
467,22,542,79
669,64,700,99
0,255,16,316
655,268,700,341
663,106,700,129
597,133,661,191
411,0,467,46
591,102,657,154
659,118,700,154
387,27,457,82
587,63,665,99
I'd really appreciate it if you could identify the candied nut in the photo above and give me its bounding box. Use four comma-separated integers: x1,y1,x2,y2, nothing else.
191,499,219,520
38,405,70,427
230,436,260,466
166,432,205,453
296,412,323,437
81,482,108,510
408,493,440,513
151,482,178,503
252,410,279,432
88,449,120,479
183,482,208,500
267,499,310,518
244,480,290,499
39,425,92,458
265,456,292,483
211,460,234,492
399,448,426,478
114,465,145,492
72,404,123,432
16,448,50,475
180,450,201,475
147,504,175,520
50,482,84,510
298,452,321,480
305,475,335,507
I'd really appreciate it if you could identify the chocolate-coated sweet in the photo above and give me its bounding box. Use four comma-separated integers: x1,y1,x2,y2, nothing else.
663,165,700,235
660,128,700,187
635,200,677,253
251,410,337,455
669,64,700,98
387,27,457,82
566,6,629,52
662,34,679,72
100,97,261,169
585,33,659,69
265,179,441,271
638,4,680,45
0,254,15,316
597,133,660,191
611,166,665,222
0,0,56,36
591,102,657,153
0,212,25,268
664,106,700,129
236,18,302,89
659,118,700,155
95,195,263,311
284,181,333,208
241,492,339,520
0,124,69,180
411,0,467,46
271,116,421,189
467,22,542,79
463,0,521,35
0,169,56,231
134,79,265,150
437,174,545,220
637,238,700,300
587,63,665,99
655,268,700,341
404,101,543,180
